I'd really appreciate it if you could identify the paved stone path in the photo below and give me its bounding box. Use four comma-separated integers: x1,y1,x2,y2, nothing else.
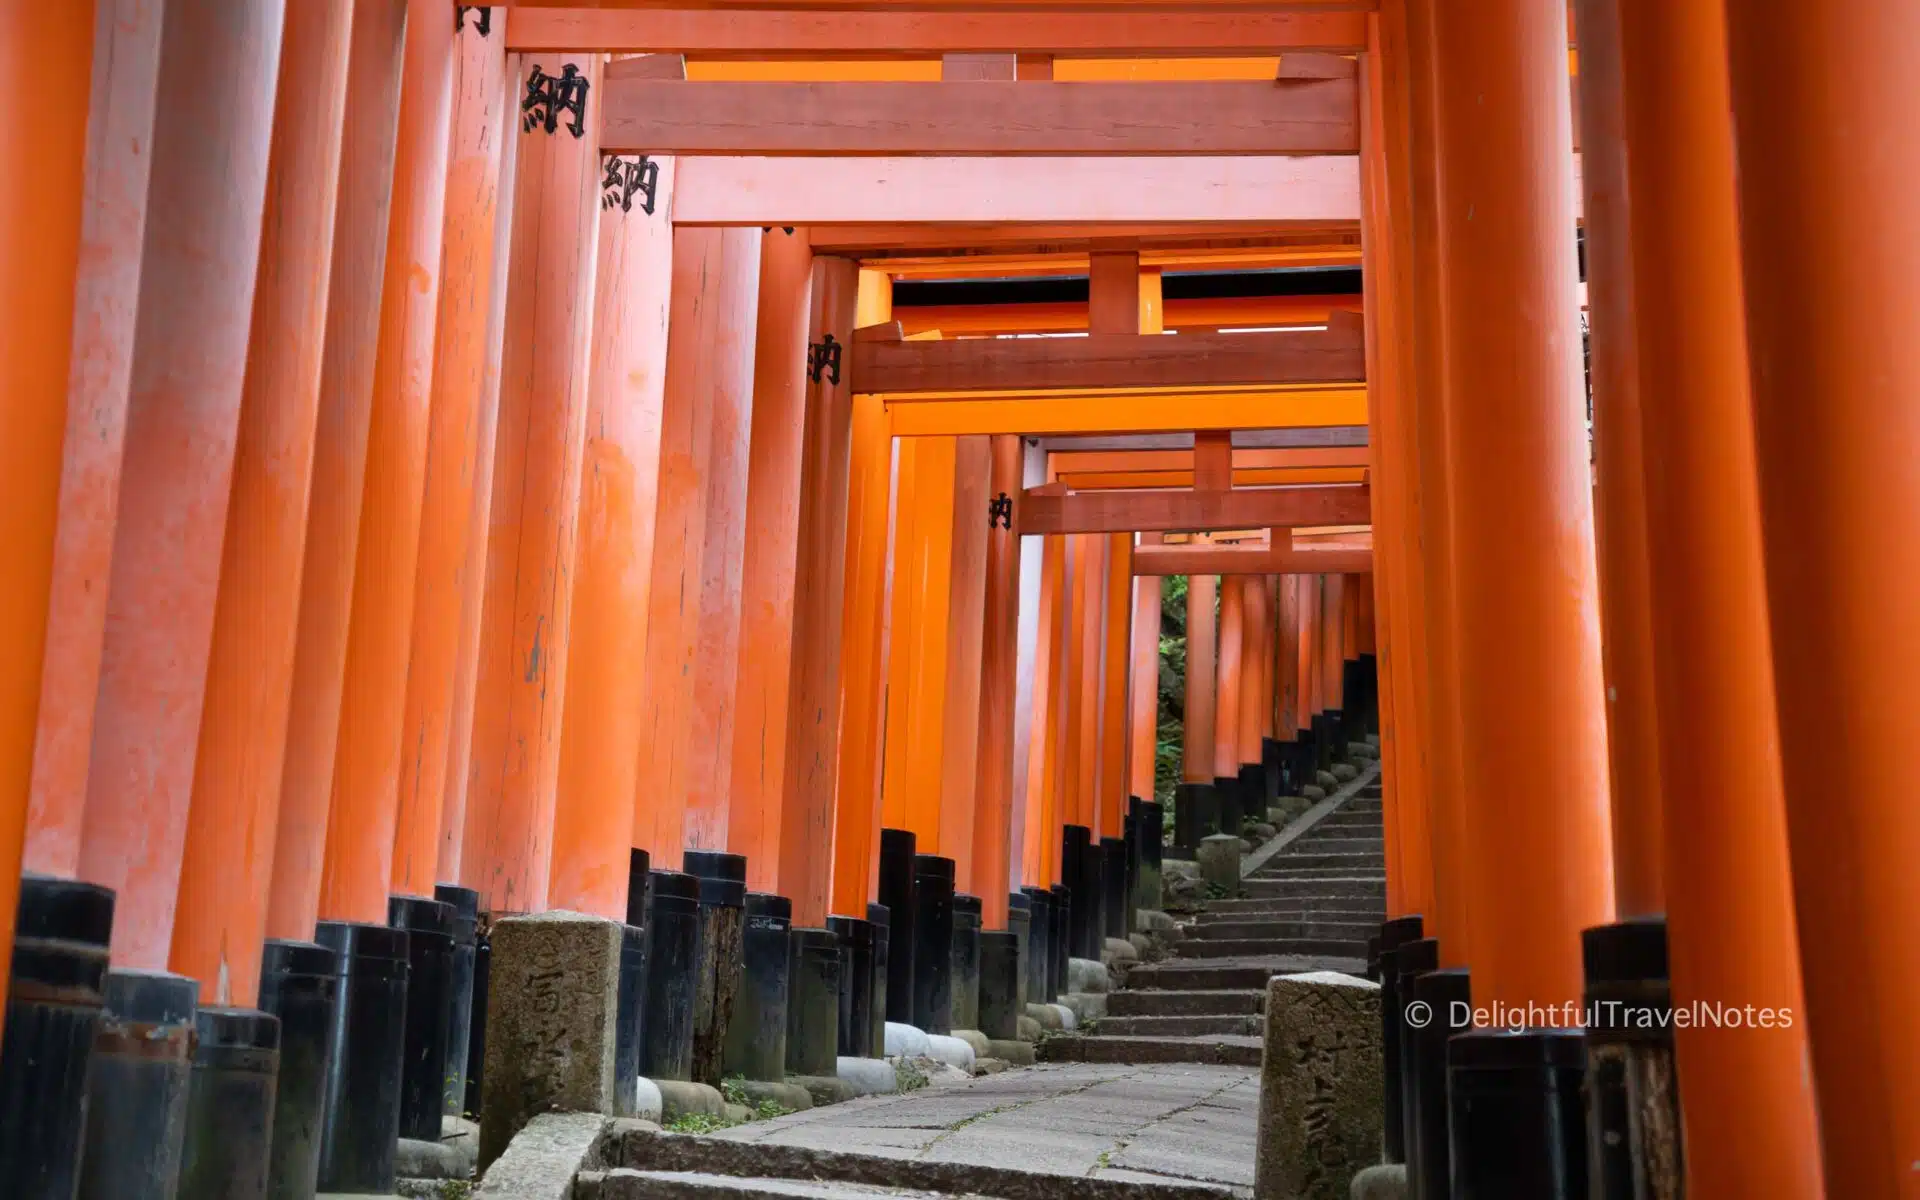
587,1064,1259,1198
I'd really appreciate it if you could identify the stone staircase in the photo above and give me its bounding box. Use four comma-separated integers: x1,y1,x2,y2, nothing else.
1041,770,1385,1068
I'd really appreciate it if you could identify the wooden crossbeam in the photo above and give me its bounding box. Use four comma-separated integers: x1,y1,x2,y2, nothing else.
1132,541,1372,575
852,327,1363,394
812,224,1360,257
1049,445,1370,473
1059,466,1366,488
670,156,1359,224
885,385,1367,436
505,9,1369,54
600,78,1357,155
894,294,1359,335
1016,484,1369,534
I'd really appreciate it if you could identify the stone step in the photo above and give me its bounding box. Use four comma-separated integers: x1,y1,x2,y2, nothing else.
1256,851,1384,872
1174,937,1369,960
1195,903,1387,924
1248,871,1388,887
1037,1033,1262,1067
1188,919,1379,943
1105,988,1266,1017
1090,1013,1261,1038
1281,837,1384,856
1240,877,1387,900
1123,955,1365,992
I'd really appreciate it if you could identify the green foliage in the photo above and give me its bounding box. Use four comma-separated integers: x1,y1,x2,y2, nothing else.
665,1112,735,1134
895,1058,930,1092
756,1099,792,1121
1152,575,1197,810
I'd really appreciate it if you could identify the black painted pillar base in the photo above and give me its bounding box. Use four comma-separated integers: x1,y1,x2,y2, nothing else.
1448,1028,1589,1198
0,874,112,1200
641,870,700,1083
1410,967,1471,1200
1260,738,1285,807
866,902,889,1054
260,938,339,1200
1059,826,1094,961
977,932,1021,1041
1134,803,1164,914
1019,887,1052,1005
1239,763,1271,818
83,970,194,1200
726,894,792,1080
948,897,981,1031
1374,915,1425,1165
1582,918,1681,1200
1171,782,1220,855
1123,799,1143,934
1074,837,1105,961
388,894,455,1143
314,920,408,1196
909,856,955,1034
826,913,874,1057
463,931,489,1119
434,884,480,1121
1393,938,1441,1167
682,851,747,1088
1047,884,1071,1001
1005,893,1032,1011
878,829,918,1025
1289,732,1315,795
1099,838,1127,942
785,928,841,1077
615,922,650,1115
1211,777,1243,838
180,1006,281,1198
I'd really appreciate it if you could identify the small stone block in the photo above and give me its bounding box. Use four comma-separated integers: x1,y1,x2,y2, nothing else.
987,1038,1036,1066
473,1112,607,1200
1024,1003,1063,1032
1105,936,1139,962
1350,1163,1408,1200
1197,834,1243,894
1301,785,1328,802
479,912,622,1173
1330,763,1359,782
1067,957,1110,995
1016,1015,1043,1041
654,1079,725,1121
1255,972,1383,1200
735,1079,812,1113
789,1074,858,1106
1315,770,1340,791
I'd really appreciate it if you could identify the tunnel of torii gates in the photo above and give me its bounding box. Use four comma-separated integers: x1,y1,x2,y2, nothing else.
0,0,1914,1194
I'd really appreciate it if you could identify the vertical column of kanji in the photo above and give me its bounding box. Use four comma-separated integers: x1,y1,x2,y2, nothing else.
463,50,603,916
0,0,97,1017
24,0,163,879
971,435,1024,928
171,0,355,1005
683,225,765,855
394,9,513,900
1570,0,1664,920
1182,574,1218,785
548,146,677,920
1724,6,1920,1190
725,230,814,894
1610,2,1825,1191
826,269,895,915
1429,0,1613,1009
1096,533,1132,838
319,0,457,924
936,437,991,877
76,0,286,966
1125,567,1163,804
267,0,407,944
777,257,857,927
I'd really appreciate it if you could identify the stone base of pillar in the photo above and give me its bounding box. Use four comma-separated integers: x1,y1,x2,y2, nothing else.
682,851,748,1089
259,940,336,1200
1173,782,1222,852
389,894,456,1143
1253,972,1381,1200
948,897,981,1034
315,919,409,1194
477,912,621,1174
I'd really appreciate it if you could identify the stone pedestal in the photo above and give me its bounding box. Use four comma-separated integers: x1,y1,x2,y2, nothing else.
1254,972,1383,1200
1197,834,1242,896
478,912,622,1173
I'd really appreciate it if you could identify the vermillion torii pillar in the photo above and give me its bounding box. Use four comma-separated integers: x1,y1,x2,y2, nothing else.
1183,574,1219,787
269,0,408,943
972,435,1025,928
0,0,98,1017
1428,0,1614,1009
26,0,163,880
1605,1,1824,1190
77,0,286,967
549,147,678,920
323,0,458,924
1724,4,1920,1190
1569,0,1666,920
172,0,356,1005
396,16,515,901
464,51,605,915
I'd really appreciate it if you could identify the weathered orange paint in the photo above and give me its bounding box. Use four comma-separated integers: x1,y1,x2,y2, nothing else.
1212,577,1244,780
268,0,408,942
321,0,457,923
1614,0,1824,1189
1125,573,1162,802
1569,0,1665,920
683,227,764,854
827,266,895,916
972,435,1023,925
395,13,513,899
462,52,604,916
1182,574,1218,784
729,230,814,892
549,153,678,921
0,0,96,1022
172,0,354,1007
779,257,858,927
440,25,517,885
26,0,162,879
1430,0,1613,1008
631,227,762,873
78,0,285,969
